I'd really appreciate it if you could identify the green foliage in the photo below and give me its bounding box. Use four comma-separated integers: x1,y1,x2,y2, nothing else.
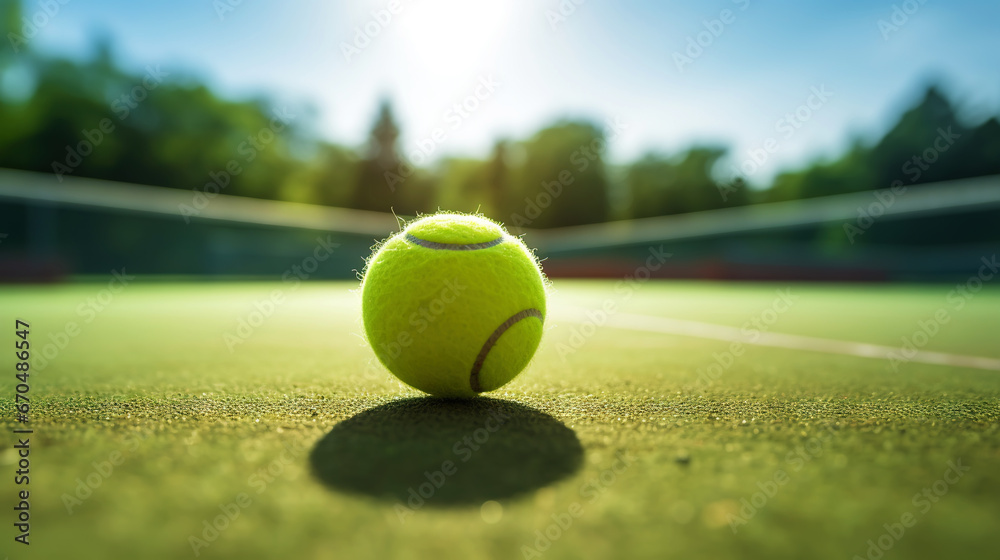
506,121,610,228
1,0,998,230
1,0,19,40
434,157,492,214
280,144,359,207
768,87,1000,203
625,147,738,218
0,48,305,202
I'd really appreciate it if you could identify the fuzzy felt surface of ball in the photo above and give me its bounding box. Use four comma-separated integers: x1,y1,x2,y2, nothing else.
361,213,547,397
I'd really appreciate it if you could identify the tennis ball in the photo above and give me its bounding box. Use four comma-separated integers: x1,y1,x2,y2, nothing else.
361,212,547,398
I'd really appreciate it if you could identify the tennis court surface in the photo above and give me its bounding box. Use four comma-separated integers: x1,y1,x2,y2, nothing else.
3,279,997,559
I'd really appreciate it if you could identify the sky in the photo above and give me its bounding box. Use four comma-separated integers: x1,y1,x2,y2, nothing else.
25,0,1000,184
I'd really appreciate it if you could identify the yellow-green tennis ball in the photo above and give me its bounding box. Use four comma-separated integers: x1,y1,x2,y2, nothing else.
361,212,546,398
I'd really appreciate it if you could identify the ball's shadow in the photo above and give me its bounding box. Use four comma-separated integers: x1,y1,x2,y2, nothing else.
310,398,584,505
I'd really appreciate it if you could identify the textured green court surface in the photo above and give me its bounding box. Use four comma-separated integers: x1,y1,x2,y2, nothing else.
2,280,999,559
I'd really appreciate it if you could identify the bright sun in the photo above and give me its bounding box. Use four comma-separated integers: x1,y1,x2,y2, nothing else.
396,0,522,74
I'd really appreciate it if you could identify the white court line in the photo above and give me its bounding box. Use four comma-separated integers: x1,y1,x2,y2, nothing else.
554,307,1000,372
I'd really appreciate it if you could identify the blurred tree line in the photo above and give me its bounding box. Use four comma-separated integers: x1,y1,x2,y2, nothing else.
2,0,999,231
766,87,1000,203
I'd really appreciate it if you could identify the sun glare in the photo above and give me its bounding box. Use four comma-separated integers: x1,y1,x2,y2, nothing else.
397,0,521,74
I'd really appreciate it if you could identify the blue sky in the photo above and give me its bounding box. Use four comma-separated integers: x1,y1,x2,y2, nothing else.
27,0,1000,184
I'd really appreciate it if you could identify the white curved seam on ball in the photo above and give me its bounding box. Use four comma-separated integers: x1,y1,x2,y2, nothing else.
470,308,544,393
405,233,504,251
